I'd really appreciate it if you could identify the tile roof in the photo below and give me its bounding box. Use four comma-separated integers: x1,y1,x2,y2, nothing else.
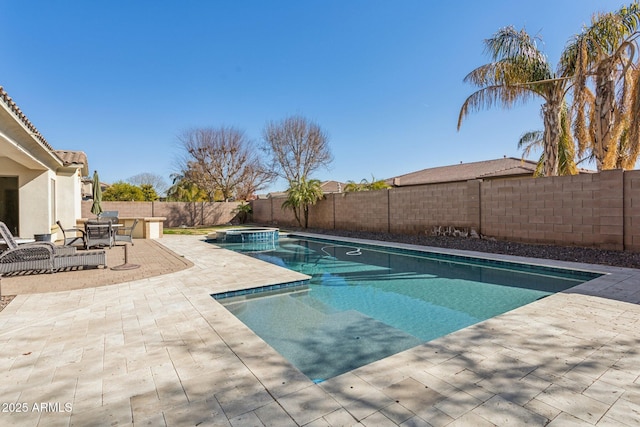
0,86,53,151
1,87,89,174
54,150,88,167
388,157,538,186
54,150,89,175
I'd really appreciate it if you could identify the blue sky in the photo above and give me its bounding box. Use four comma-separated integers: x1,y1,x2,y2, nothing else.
0,1,624,193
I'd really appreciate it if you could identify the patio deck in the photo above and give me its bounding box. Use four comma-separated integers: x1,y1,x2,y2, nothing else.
0,234,639,426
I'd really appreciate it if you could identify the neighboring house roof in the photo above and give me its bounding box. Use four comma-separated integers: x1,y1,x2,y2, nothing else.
387,157,540,187
320,180,344,193
266,191,287,198
81,176,109,199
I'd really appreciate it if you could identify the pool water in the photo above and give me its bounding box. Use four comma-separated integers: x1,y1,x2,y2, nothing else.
214,236,600,382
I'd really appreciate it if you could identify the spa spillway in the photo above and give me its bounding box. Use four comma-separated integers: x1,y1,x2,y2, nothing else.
214,227,279,243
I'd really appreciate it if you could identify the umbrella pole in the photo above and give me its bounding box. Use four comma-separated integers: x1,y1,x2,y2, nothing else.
111,244,140,270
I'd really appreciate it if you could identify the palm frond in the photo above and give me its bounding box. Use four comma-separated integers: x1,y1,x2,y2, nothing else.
532,153,544,177
484,26,547,64
458,85,538,129
518,102,577,176
517,130,543,159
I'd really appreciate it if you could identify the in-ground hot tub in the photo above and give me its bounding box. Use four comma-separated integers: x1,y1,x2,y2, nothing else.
214,227,279,243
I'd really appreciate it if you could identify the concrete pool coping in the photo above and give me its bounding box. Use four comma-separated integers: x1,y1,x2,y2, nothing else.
0,233,638,426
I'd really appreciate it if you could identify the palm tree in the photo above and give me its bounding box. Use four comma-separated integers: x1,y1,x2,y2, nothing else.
518,103,579,176
281,178,324,228
565,2,640,170
166,173,207,202
232,202,252,224
459,26,573,176
343,180,364,192
344,176,391,192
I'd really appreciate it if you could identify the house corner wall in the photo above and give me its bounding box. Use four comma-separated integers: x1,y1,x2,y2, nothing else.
19,170,55,238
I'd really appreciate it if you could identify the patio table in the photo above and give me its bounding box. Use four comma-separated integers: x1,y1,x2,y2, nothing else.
85,221,123,249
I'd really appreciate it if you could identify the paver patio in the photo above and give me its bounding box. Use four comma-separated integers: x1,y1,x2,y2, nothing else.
0,234,639,426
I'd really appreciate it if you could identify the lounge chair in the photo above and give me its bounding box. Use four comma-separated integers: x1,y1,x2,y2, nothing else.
0,222,75,256
85,220,114,249
115,218,138,245
0,221,106,275
56,220,86,249
0,241,54,273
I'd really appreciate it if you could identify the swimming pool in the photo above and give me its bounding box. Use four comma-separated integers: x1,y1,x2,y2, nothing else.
213,236,601,382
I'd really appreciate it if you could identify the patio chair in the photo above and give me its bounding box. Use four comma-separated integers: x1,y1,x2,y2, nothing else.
56,220,86,249
85,221,114,249
0,221,106,275
115,218,138,246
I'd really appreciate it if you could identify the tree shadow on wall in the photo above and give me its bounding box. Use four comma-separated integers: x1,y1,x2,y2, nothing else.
165,202,200,227
163,202,236,227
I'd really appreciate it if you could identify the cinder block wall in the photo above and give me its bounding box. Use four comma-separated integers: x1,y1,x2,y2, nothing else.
480,171,622,249
333,191,389,232
252,181,480,234
251,170,640,251
624,170,640,251
389,181,480,234
82,201,153,219
252,199,273,224
84,172,637,251
81,201,240,227
253,196,338,229
153,202,239,227
308,195,335,229
269,198,298,226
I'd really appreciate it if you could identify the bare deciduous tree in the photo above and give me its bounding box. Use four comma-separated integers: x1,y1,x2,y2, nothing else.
262,115,333,184
127,173,169,196
177,127,273,201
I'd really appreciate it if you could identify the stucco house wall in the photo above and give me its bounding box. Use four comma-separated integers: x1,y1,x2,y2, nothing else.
0,87,86,239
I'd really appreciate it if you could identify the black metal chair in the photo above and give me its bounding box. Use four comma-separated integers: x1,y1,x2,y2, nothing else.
56,220,86,249
115,219,139,246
